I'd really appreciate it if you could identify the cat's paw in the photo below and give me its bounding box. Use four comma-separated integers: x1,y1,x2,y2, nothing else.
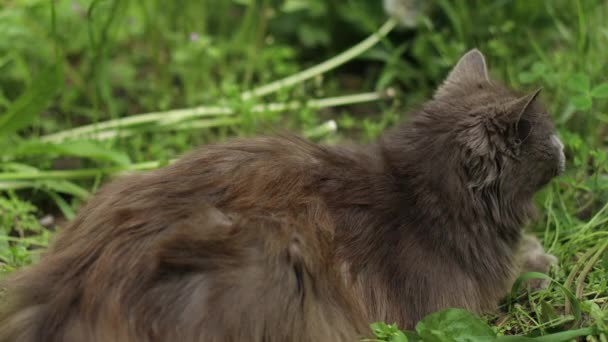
517,235,558,290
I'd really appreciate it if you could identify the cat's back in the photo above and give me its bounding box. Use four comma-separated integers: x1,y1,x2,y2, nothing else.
0,134,368,342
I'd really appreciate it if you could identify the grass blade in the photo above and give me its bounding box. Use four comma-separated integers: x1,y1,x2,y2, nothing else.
509,272,582,323
0,65,63,139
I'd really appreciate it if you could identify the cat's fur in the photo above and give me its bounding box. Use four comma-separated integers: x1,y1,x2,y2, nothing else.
0,50,564,342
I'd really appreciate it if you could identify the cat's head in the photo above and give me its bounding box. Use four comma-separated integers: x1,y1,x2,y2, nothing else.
392,49,565,198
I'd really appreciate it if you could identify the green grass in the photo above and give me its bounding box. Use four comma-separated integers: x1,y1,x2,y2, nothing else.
1,0,607,340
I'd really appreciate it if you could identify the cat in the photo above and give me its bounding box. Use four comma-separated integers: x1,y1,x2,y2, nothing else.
0,49,564,342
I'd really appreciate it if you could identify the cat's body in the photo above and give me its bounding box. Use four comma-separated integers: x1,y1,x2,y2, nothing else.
0,50,564,342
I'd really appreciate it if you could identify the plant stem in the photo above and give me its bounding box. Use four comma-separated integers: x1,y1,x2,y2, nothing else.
41,92,388,142
41,106,233,142
41,18,396,143
0,161,164,181
305,120,337,139
1,120,340,183
527,327,596,341
240,18,397,100
84,117,242,141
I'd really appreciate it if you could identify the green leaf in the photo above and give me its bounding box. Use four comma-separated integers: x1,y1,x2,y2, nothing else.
12,140,130,166
392,331,409,342
0,65,63,139
0,162,40,173
232,0,252,5
518,327,596,342
590,83,608,98
371,322,390,337
492,333,597,342
494,336,536,341
539,301,559,323
46,190,76,220
602,250,608,270
410,307,592,342
567,73,590,93
531,62,546,74
571,94,592,111
37,179,90,199
281,0,309,12
298,24,330,47
371,322,412,342
403,331,421,342
415,308,496,341
518,72,537,84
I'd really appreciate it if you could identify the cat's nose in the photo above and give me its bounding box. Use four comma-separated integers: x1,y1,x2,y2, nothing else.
550,135,566,174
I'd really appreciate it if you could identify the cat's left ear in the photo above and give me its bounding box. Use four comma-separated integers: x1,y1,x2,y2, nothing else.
503,88,542,144
435,49,490,98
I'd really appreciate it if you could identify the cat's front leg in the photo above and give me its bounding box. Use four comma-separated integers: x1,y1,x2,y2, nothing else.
515,234,558,289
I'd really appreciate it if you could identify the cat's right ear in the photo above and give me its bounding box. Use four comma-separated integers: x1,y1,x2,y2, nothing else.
435,49,490,98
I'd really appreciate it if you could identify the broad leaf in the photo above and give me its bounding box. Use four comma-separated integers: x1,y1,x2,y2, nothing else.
571,94,592,111
415,308,496,341
590,83,608,99
567,73,590,93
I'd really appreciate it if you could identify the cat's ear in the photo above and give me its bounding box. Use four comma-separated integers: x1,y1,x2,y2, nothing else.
503,88,542,143
435,49,490,98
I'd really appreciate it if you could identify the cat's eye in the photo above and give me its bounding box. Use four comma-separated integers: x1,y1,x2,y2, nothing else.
515,119,532,144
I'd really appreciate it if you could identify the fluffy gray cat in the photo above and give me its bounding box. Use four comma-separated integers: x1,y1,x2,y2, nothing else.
0,49,562,342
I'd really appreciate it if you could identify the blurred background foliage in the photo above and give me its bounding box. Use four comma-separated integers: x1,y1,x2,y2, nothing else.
1,0,608,338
